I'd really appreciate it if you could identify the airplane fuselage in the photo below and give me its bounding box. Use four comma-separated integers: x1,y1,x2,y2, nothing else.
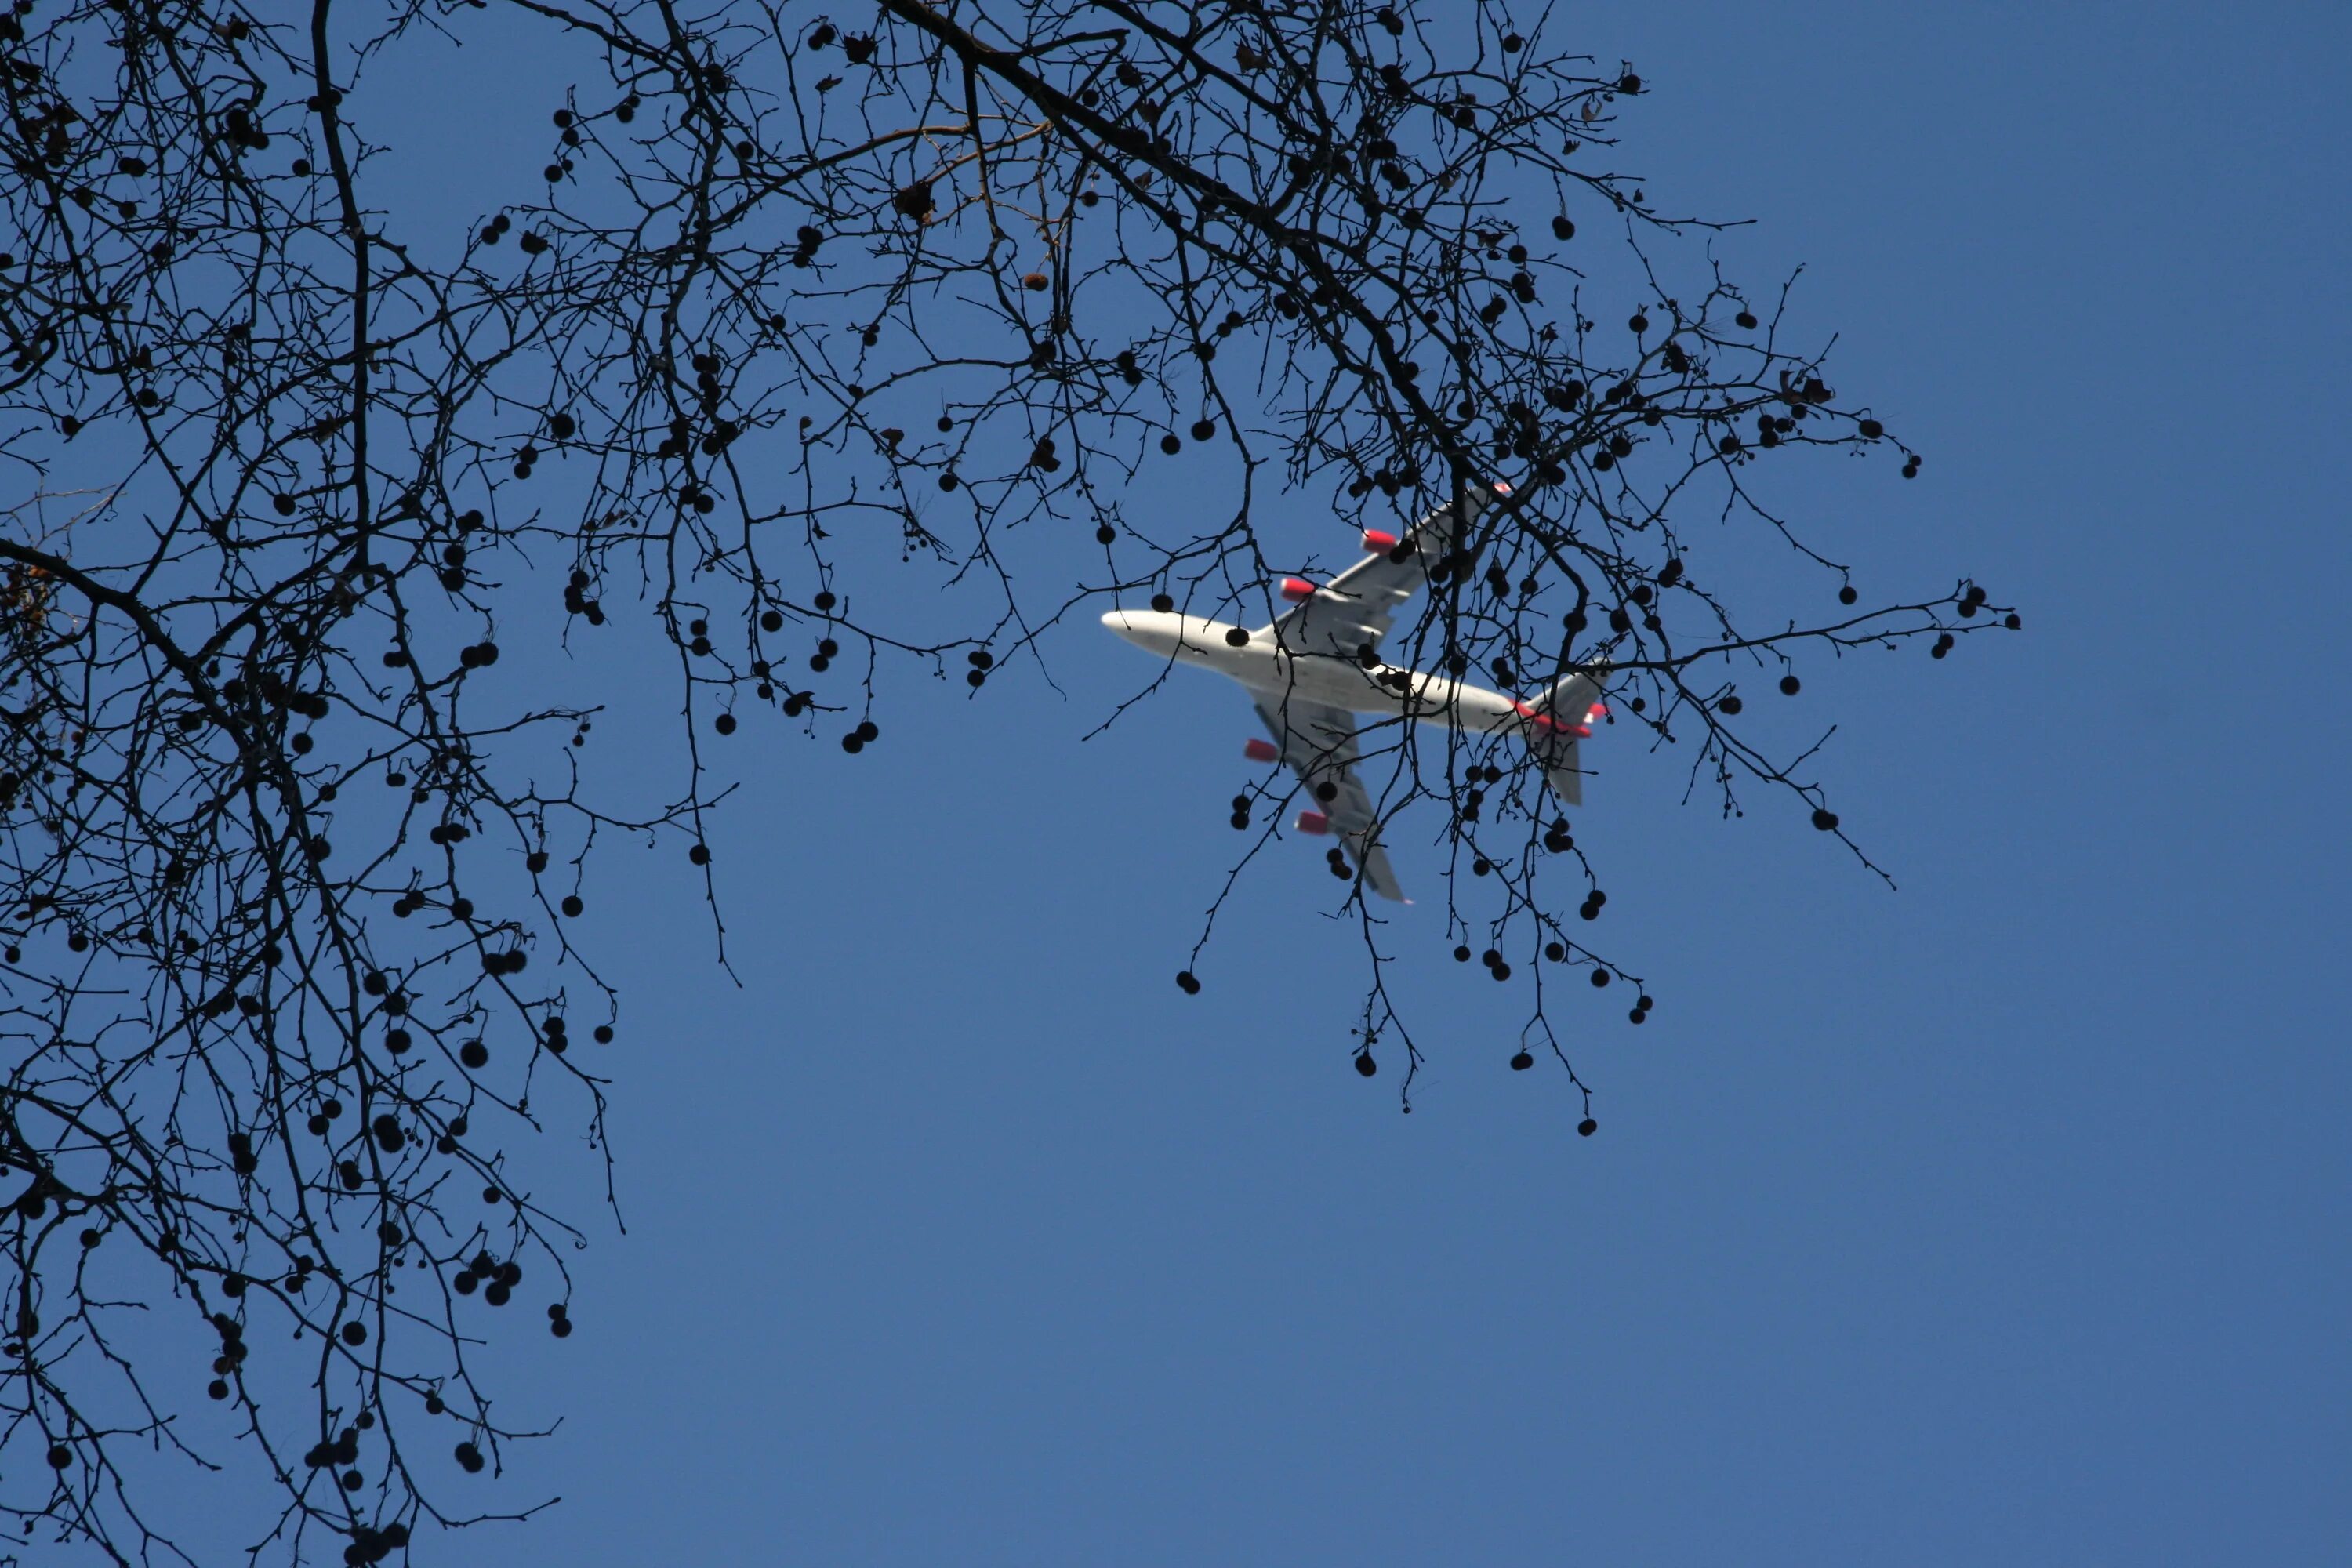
1100,609,1541,734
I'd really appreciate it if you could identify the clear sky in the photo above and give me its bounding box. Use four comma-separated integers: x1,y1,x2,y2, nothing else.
152,3,2352,1562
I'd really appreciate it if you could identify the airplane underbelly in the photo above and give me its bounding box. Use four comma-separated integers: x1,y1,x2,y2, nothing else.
1403,678,1519,733
1246,655,1392,711
1245,658,1519,732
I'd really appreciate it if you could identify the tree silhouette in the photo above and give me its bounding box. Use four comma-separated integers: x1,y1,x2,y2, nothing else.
0,1,2010,1559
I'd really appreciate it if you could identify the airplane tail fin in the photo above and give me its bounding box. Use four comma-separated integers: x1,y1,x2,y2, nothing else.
1523,670,1605,808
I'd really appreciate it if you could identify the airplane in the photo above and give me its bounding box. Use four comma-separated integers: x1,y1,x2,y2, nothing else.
1100,481,1606,902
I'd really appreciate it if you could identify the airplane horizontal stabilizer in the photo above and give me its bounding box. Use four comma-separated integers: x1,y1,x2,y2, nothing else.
1526,670,1604,809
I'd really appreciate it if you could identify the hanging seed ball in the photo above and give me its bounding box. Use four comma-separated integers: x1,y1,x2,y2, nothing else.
1190,419,1215,441
1354,1054,1377,1077
1510,1050,1534,1071
1812,808,1840,831
1779,674,1801,695
1175,970,1200,994
1577,1116,1598,1137
1225,627,1249,647
1160,434,1182,455
1838,585,1858,605
1150,593,1174,612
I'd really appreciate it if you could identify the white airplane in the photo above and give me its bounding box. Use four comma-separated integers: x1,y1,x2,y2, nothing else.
1101,482,1606,902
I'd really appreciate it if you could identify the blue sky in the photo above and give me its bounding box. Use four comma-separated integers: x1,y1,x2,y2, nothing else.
127,3,2352,1561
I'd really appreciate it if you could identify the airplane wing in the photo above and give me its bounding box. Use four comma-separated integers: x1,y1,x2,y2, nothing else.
1263,481,1497,659
1253,694,1406,902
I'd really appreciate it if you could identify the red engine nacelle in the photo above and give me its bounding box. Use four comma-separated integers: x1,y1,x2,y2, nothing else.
1361,528,1400,554
1295,811,1331,835
1243,738,1280,763
1279,575,1319,602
